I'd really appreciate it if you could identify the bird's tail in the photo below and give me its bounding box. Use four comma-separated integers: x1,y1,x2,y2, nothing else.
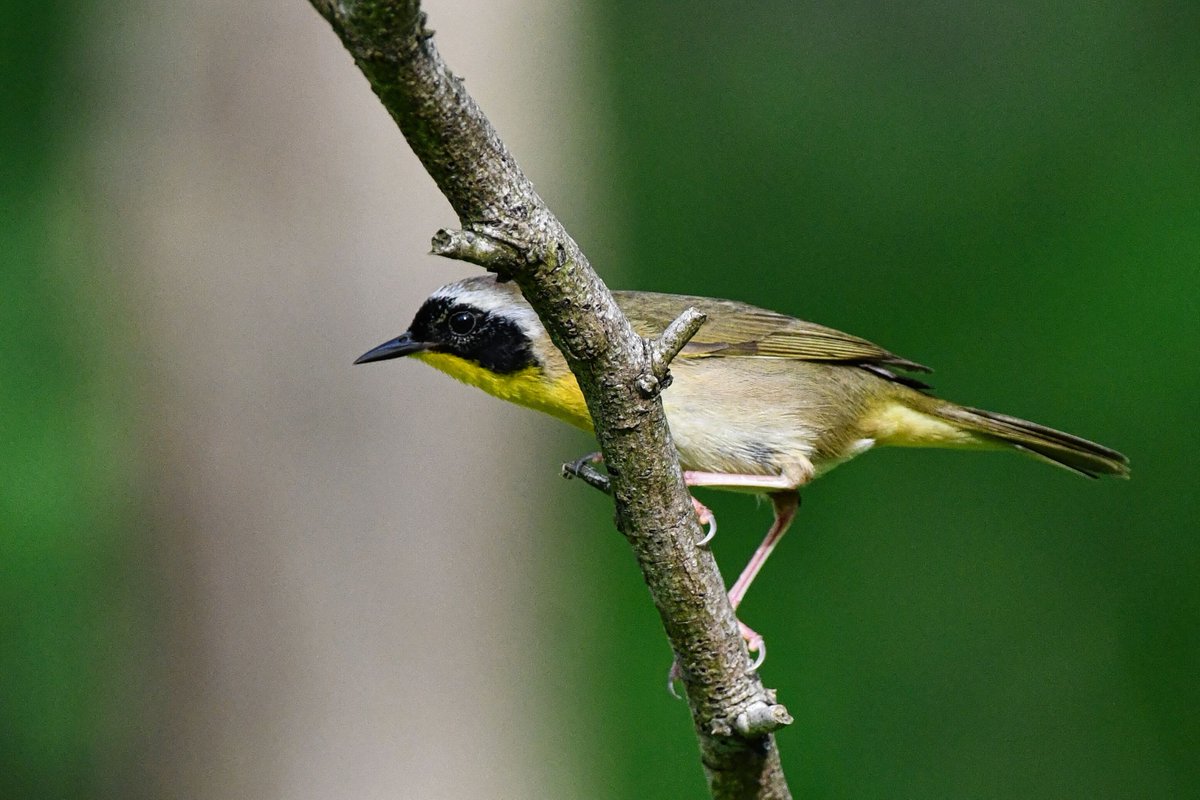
930,402,1130,478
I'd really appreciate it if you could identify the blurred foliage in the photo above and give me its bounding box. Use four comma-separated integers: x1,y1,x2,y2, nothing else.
1,2,148,798
551,1,1200,797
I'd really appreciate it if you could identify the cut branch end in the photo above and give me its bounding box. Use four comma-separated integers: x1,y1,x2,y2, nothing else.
651,307,706,379
733,701,794,737
431,227,524,273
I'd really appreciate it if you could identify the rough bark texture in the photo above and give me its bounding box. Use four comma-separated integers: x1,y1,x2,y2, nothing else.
306,2,792,796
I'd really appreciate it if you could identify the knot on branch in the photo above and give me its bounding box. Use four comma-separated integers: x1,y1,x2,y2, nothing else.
709,698,793,739
635,373,663,398
431,227,526,275
637,307,706,399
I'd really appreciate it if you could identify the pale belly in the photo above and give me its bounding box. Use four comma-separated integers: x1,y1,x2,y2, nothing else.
662,358,881,483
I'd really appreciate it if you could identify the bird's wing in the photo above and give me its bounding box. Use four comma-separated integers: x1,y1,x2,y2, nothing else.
616,291,931,373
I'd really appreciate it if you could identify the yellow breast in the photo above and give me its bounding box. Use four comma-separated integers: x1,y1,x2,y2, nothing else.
414,351,593,431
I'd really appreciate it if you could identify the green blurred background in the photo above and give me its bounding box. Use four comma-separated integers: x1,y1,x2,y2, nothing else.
3,1,1196,798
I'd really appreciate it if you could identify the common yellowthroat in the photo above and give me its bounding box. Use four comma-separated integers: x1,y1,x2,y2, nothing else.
356,275,1128,657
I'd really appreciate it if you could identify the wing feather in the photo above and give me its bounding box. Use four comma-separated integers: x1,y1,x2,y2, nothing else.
615,291,931,373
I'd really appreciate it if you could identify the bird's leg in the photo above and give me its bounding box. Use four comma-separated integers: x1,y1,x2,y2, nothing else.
683,471,797,491
681,471,793,548
681,474,807,676
565,453,718,544
682,471,807,609
727,490,800,611
665,484,805,693
720,490,800,672
570,459,806,684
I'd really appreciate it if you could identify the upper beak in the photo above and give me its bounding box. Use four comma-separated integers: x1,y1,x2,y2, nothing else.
353,332,432,364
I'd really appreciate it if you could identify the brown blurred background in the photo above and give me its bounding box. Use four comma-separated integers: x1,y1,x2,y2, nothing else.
6,1,609,797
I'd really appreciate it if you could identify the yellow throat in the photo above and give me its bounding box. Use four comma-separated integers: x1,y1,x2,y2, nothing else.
414,351,592,431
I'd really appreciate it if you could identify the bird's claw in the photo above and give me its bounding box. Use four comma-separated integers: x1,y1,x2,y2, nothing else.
745,636,766,672
692,496,717,546
667,658,684,699
664,625,764,696
562,452,611,494
739,621,767,672
567,451,603,474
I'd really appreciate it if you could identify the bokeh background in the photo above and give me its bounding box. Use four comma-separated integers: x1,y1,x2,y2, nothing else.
3,1,1196,798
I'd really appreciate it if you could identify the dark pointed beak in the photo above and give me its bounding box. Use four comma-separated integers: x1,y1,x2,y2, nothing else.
353,332,432,364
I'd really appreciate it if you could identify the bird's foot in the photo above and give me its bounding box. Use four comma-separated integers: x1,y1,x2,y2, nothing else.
667,658,684,699
739,620,766,672
692,495,717,546
561,451,611,494
664,619,766,697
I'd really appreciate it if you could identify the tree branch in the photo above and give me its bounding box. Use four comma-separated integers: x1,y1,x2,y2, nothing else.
308,2,792,795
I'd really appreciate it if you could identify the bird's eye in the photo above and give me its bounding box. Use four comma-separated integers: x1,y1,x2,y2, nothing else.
448,310,477,335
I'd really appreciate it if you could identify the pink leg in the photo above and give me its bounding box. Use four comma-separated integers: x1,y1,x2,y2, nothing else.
682,470,801,546
727,491,800,611
683,471,796,491
665,486,804,687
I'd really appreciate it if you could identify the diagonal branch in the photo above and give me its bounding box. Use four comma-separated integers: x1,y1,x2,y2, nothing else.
307,2,792,796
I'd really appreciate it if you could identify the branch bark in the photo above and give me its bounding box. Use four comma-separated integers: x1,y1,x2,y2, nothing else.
308,2,792,796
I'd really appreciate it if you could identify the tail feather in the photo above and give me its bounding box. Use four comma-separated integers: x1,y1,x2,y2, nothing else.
934,404,1130,479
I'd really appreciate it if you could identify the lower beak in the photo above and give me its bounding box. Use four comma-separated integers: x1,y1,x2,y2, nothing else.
353,332,432,364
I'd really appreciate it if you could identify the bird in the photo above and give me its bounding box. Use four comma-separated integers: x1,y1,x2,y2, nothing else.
355,274,1129,663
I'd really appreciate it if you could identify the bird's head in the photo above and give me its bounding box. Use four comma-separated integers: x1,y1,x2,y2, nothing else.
355,275,589,428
